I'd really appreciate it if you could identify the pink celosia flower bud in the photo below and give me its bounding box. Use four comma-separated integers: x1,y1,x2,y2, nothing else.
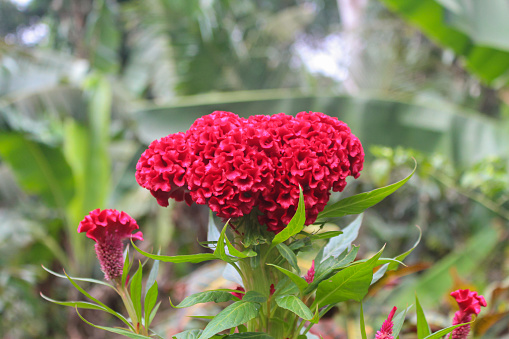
375,306,397,339
270,284,275,296
304,260,315,284
78,209,143,281
231,286,245,300
447,289,487,339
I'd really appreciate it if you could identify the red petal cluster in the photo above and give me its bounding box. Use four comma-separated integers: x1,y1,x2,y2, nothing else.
78,209,143,280
136,111,364,232
447,289,487,339
375,306,397,339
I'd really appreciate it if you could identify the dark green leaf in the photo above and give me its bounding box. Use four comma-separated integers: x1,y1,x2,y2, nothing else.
318,162,416,219
171,291,237,308
242,291,267,303
132,240,216,263
266,263,308,293
130,262,143,322
276,243,300,274
172,329,203,339
144,281,158,328
423,321,474,339
314,246,384,308
271,186,305,247
307,231,343,240
416,294,431,338
198,301,261,339
75,308,150,339
226,333,274,338
275,295,313,320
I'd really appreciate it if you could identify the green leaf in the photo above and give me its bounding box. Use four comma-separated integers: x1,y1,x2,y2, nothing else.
242,291,267,303
145,254,160,297
0,132,74,209
271,186,305,247
392,305,413,338
307,231,343,240
144,281,158,328
318,162,416,219
40,293,106,311
130,261,143,322
172,329,203,339
322,214,363,260
198,301,261,339
423,321,474,339
41,265,115,290
266,263,308,293
122,247,133,288
388,225,422,271
132,240,217,263
171,291,237,308
275,295,313,320
149,301,161,325
416,294,431,338
75,307,151,339
314,246,384,308
226,333,274,338
359,303,367,339
215,221,257,262
276,243,300,274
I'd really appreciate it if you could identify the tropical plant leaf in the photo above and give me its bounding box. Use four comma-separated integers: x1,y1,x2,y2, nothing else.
130,261,143,322
423,321,474,339
359,303,367,339
144,281,158,328
276,243,300,274
171,291,238,308
40,293,106,311
132,240,217,263
321,214,363,260
172,330,203,339
75,308,150,339
266,263,308,293
416,294,431,338
271,186,305,247
388,225,422,271
275,295,313,320
242,291,267,304
41,265,115,290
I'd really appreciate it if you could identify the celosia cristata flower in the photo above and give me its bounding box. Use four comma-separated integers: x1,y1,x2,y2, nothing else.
231,286,245,300
136,111,364,233
78,209,143,281
446,289,487,339
304,260,315,284
375,306,397,339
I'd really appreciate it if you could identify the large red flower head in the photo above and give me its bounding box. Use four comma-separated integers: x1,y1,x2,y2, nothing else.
78,209,143,280
136,111,364,233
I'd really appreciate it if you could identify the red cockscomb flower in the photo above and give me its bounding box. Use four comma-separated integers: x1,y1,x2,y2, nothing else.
375,306,397,339
136,111,364,233
304,260,315,284
78,209,143,280
447,289,487,339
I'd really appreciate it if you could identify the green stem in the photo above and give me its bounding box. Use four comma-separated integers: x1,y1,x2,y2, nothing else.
115,280,142,334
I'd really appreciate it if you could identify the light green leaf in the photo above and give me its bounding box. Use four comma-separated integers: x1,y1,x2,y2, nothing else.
266,263,308,293
41,265,115,290
271,186,305,247
393,305,413,338
276,243,300,274
242,291,267,304
130,262,143,322
388,225,422,271
322,214,363,260
172,329,203,339
423,321,474,339
171,291,237,308
275,295,313,320
145,254,160,297
75,308,150,339
314,246,384,308
144,281,158,328
198,301,261,339
307,231,343,240
215,221,256,261
416,294,431,338
360,303,367,339
132,240,217,263
318,162,416,219
40,293,106,311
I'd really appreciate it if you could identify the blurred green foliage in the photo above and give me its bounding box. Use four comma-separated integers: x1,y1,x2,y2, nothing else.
0,0,508,338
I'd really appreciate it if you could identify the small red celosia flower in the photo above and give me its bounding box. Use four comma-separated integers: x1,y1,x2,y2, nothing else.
447,289,487,339
78,209,143,281
304,260,315,284
231,286,245,300
136,111,364,233
375,306,397,339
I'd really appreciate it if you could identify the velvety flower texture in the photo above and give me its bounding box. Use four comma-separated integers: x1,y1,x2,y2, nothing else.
78,209,143,280
447,289,487,339
136,111,364,232
304,260,315,284
375,306,397,339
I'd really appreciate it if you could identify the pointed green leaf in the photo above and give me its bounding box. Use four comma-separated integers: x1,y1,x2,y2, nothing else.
275,295,313,320
322,214,363,260
130,261,143,321
215,221,257,261
307,231,343,240
144,281,158,328
393,305,413,338
360,303,368,339
172,291,237,308
40,293,106,311
271,186,305,247
416,294,431,338
149,301,161,325
423,321,474,339
388,225,422,271
75,307,151,339
41,265,115,290
145,250,160,297
318,162,415,219
242,291,267,303
132,240,216,263
198,301,261,339
122,247,133,288
266,263,308,293
276,243,300,274
314,246,384,308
